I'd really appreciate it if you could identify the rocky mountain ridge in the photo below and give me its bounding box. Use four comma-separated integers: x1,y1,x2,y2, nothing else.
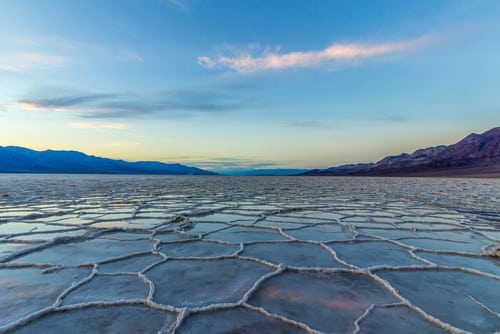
305,127,500,177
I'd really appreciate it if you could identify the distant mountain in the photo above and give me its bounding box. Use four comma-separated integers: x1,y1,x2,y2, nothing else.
304,127,500,177
304,163,374,176
0,146,216,175
220,168,308,176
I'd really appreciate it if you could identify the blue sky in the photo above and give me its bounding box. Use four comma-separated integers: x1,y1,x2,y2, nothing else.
1,0,499,171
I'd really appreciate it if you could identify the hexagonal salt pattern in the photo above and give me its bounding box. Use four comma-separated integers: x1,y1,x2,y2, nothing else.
147,258,272,308
176,306,307,333
12,305,175,334
249,271,398,332
0,175,498,333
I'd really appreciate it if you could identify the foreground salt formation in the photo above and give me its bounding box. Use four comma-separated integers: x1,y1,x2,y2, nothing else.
0,175,498,333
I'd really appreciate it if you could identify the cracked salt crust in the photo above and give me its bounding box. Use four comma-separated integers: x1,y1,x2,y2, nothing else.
0,175,498,333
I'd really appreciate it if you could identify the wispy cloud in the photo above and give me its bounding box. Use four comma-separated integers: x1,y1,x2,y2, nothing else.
376,114,411,123
171,157,287,171
0,52,69,72
198,36,434,73
18,87,257,119
70,122,130,130
18,52,67,65
6,34,143,64
281,121,332,129
280,114,411,131
20,93,116,110
115,50,143,62
163,0,190,11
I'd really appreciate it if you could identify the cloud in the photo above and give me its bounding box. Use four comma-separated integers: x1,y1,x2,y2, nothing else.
18,53,67,65
115,50,143,62
18,88,256,119
7,34,143,63
376,114,411,123
0,52,69,72
198,36,433,73
176,157,287,171
281,121,332,129
280,115,411,131
70,122,130,130
20,93,116,110
164,0,190,11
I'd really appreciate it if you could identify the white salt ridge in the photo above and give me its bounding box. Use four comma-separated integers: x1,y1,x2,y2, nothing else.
0,175,498,333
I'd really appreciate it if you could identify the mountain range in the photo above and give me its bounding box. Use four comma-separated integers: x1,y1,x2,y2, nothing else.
304,127,500,177
1,127,498,177
0,146,216,175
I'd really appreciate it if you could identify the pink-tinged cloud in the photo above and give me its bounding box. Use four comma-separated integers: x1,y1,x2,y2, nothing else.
70,122,130,130
0,52,68,72
18,102,68,113
198,36,433,73
18,102,44,110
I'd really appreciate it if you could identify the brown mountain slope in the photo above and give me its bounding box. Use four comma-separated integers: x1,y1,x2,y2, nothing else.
305,127,500,177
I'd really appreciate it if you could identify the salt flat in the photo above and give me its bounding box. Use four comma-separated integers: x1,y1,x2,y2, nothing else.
0,175,498,333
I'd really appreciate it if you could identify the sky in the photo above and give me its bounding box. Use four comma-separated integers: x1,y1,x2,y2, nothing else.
1,0,499,171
